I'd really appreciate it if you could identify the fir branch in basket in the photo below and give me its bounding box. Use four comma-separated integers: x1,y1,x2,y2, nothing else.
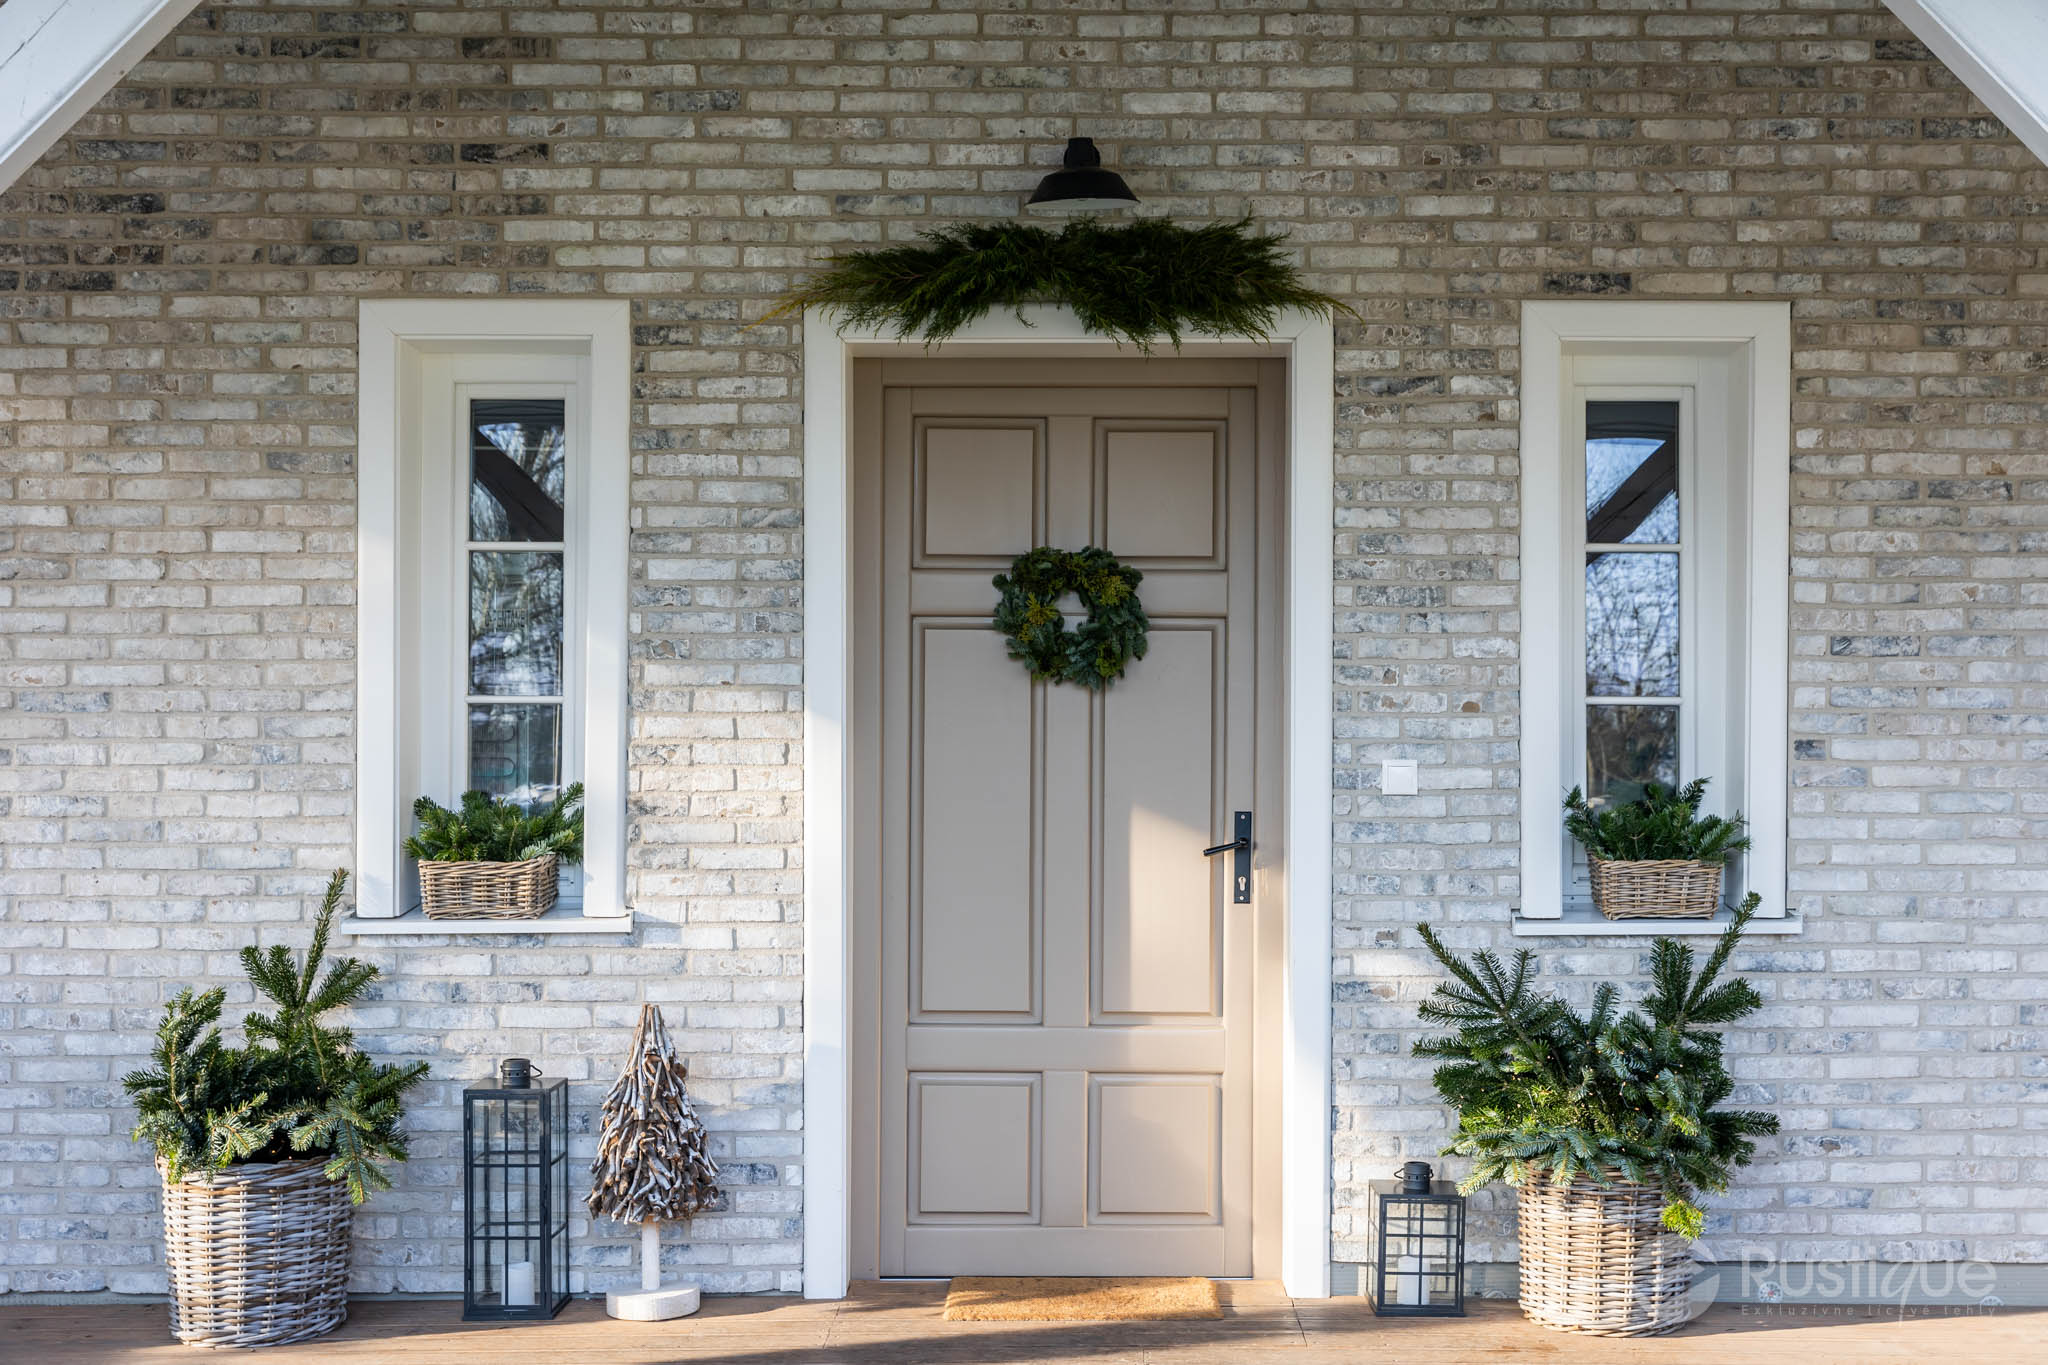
404,783,585,865
1413,895,1779,1238
1562,777,1750,865
766,217,1356,350
124,870,430,1200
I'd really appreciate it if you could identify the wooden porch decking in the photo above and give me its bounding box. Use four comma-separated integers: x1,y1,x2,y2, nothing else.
5,1280,2041,1364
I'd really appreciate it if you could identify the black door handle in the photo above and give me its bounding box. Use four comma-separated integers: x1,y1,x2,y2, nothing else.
1203,810,1253,904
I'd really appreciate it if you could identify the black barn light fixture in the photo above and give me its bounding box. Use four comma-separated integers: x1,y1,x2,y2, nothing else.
1026,136,1139,214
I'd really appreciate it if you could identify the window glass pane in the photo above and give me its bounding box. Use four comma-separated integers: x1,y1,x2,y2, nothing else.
471,398,566,543
1586,400,1677,545
1585,551,1678,697
1585,705,1677,806
468,703,561,807
470,551,563,696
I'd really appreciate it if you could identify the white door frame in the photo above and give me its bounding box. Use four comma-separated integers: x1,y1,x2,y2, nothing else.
801,306,1335,1299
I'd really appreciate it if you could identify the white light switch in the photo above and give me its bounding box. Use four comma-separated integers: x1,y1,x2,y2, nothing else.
1381,759,1419,796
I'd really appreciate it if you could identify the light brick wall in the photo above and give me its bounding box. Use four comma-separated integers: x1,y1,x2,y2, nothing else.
0,0,2043,1297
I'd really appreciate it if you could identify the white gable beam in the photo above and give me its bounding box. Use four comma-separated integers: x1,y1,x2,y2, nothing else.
1884,0,2048,170
0,0,204,194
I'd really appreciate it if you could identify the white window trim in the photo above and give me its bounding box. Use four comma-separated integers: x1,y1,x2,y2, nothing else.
1519,302,1791,922
800,304,1336,1300
355,300,630,923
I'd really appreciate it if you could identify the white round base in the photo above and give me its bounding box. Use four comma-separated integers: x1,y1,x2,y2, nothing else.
606,1284,701,1322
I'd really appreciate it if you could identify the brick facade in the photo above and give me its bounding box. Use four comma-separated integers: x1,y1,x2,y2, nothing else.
0,0,2043,1298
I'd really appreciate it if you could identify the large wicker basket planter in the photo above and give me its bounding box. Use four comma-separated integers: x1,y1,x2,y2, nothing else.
1587,856,1722,919
159,1158,352,1349
418,853,558,920
1516,1174,1692,1336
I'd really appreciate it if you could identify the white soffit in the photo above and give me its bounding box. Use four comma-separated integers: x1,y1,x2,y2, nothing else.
0,0,205,194
1883,0,2048,170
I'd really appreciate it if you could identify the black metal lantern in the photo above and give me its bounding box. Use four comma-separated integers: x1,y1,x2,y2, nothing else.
1368,1160,1466,1316
463,1058,570,1321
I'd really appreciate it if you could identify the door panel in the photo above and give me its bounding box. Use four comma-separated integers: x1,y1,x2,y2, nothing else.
912,1075,1037,1219
915,625,1035,1018
862,364,1275,1278
1103,427,1224,563
1094,1078,1219,1218
916,421,1042,563
1101,627,1219,1020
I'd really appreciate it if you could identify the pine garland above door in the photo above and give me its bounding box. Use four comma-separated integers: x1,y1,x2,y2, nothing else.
769,217,1354,350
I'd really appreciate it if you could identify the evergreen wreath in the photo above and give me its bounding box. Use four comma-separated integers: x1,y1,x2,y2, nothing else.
993,546,1149,688
768,217,1355,351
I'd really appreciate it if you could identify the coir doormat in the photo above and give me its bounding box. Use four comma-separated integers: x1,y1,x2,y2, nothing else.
941,1276,1224,1322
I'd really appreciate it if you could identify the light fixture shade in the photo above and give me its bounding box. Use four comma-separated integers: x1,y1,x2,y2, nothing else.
1026,137,1138,213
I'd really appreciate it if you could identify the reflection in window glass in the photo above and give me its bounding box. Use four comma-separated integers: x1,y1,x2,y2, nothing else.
468,703,562,808
462,395,569,816
1586,705,1677,806
1585,551,1678,697
1586,439,1677,543
1585,401,1678,546
1580,399,1685,825
471,399,566,543
470,551,563,696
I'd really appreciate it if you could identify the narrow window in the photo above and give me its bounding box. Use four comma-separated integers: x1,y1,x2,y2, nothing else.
415,366,588,910
1579,398,1684,806
464,395,574,808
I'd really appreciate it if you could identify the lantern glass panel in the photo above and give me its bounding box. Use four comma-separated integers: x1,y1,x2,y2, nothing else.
1368,1178,1466,1316
548,1081,569,1304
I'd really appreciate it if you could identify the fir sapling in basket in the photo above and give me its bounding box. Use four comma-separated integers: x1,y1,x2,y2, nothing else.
124,870,429,1348
404,783,584,920
1413,899,1779,1336
1563,778,1750,920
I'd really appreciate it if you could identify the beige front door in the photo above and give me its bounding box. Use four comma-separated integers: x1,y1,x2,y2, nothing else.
850,358,1283,1279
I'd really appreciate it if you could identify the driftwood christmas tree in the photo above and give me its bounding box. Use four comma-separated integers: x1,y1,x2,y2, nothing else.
589,1004,719,1318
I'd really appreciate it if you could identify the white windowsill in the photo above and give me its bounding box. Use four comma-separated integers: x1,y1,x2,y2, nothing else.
339,905,635,936
1512,903,1804,937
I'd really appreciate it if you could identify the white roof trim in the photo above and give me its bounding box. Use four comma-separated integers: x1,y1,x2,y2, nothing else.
0,0,204,195
1883,0,2048,170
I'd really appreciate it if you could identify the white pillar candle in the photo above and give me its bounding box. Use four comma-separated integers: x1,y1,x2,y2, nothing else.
1395,1254,1430,1306
506,1260,536,1307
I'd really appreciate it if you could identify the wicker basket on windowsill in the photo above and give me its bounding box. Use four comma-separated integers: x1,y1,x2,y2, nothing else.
418,853,559,920
1587,856,1722,919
